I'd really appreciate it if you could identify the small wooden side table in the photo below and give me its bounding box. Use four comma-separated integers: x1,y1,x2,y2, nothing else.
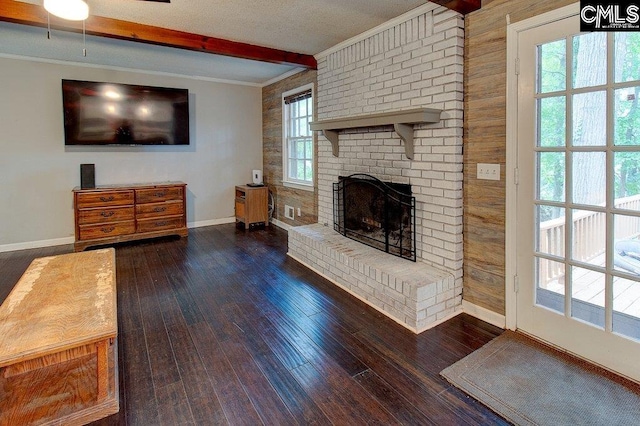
235,185,269,228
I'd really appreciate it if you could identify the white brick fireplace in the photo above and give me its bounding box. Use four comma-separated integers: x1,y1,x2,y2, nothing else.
288,4,465,332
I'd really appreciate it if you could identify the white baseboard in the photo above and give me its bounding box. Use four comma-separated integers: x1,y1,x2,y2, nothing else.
188,217,236,228
0,217,236,253
0,237,75,253
270,218,292,232
462,300,506,329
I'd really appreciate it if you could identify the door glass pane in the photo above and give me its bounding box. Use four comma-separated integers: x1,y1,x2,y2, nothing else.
538,39,566,93
538,97,566,147
614,152,640,208
614,86,640,146
615,33,640,83
572,152,606,205
571,266,605,328
573,32,607,89
536,257,565,313
614,213,640,240
572,91,606,146
614,214,640,275
572,209,606,267
613,276,640,340
537,152,565,202
537,205,565,257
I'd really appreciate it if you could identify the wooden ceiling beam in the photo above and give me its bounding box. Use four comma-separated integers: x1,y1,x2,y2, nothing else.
431,0,481,15
0,1,317,69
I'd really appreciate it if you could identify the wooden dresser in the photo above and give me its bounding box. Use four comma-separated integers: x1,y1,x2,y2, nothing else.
73,181,187,251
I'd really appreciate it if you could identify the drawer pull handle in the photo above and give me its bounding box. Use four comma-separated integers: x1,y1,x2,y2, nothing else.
101,211,115,218
153,206,167,213
101,226,115,234
156,221,168,226
154,191,167,197
100,196,115,202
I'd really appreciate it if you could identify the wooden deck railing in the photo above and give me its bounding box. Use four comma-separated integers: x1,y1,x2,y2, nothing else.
538,195,640,285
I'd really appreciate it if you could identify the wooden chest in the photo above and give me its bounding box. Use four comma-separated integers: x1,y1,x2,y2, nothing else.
0,249,119,425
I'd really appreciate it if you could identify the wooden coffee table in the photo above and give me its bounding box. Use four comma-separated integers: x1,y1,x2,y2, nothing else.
0,248,119,425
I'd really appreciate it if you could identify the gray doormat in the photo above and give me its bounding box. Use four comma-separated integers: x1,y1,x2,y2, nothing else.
441,331,640,426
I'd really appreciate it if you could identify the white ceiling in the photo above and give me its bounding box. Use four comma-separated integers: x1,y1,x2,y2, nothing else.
84,0,429,55
8,0,432,85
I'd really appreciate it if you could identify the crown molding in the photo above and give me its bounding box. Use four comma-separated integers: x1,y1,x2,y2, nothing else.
0,52,265,87
260,67,306,88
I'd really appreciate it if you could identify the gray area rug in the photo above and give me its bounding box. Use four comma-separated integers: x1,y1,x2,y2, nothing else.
441,331,640,426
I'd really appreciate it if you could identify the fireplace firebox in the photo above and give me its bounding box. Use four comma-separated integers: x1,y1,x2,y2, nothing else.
333,174,416,261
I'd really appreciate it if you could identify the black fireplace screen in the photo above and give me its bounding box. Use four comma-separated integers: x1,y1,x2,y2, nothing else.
334,174,416,261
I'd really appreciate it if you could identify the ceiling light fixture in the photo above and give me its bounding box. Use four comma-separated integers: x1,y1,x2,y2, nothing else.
44,0,89,56
44,0,89,21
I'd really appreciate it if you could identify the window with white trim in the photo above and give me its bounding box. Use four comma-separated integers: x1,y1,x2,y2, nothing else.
282,84,314,190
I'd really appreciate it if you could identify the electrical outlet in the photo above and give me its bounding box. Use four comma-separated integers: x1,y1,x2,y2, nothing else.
477,163,500,181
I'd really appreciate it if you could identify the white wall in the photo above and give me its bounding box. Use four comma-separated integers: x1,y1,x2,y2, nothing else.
0,57,262,249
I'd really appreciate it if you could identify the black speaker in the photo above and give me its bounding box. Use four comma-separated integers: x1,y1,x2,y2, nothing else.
80,164,95,189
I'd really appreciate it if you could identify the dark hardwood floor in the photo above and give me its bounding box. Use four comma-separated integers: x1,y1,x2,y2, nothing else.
0,224,507,425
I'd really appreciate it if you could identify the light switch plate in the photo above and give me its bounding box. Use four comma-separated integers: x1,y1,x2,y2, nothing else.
477,163,500,180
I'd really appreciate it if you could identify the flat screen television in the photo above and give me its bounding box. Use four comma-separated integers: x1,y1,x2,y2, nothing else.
62,79,190,146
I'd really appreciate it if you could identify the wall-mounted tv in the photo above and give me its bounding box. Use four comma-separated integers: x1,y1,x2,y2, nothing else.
62,79,190,146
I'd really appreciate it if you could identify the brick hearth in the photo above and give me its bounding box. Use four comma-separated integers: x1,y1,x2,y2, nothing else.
288,224,460,332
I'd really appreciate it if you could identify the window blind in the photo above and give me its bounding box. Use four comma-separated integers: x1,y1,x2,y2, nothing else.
284,89,312,105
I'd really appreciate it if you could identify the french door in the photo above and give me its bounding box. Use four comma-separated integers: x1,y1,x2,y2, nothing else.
513,7,640,382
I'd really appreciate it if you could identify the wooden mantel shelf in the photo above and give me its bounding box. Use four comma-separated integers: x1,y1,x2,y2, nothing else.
309,108,442,160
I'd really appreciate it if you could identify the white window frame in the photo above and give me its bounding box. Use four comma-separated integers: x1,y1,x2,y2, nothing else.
282,83,314,192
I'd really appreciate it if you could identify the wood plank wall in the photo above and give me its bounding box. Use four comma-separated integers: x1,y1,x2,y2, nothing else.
262,70,318,227
463,0,575,314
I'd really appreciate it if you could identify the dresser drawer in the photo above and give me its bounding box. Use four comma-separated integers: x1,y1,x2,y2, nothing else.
77,206,135,225
136,201,184,219
136,216,184,233
76,191,134,209
135,186,183,204
78,221,135,241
